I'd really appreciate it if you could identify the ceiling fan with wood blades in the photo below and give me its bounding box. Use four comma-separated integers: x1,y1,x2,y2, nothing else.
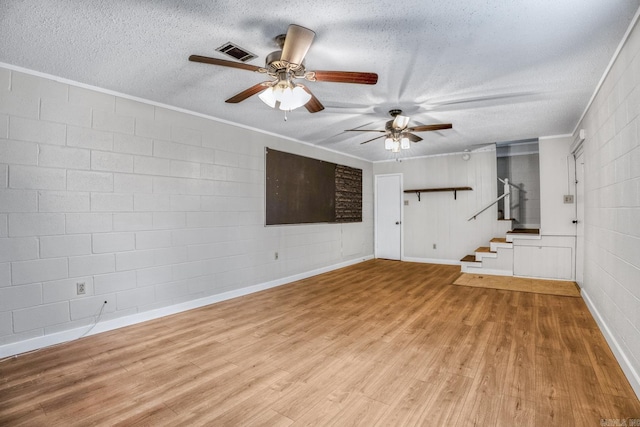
345,109,452,152
189,24,378,113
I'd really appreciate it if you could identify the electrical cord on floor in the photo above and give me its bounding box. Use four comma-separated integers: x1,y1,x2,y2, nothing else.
79,301,108,339
0,300,109,364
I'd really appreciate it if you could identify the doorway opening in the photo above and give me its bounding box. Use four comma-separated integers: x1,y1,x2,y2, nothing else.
496,138,541,229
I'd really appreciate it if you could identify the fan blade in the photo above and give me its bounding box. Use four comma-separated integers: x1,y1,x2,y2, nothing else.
359,134,387,145
280,24,315,65
408,123,453,132
189,55,262,72
344,129,386,132
225,82,269,103
310,70,378,85
301,86,324,113
405,133,423,143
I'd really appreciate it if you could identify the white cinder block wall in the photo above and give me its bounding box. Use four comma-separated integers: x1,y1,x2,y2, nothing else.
577,16,640,395
0,66,373,354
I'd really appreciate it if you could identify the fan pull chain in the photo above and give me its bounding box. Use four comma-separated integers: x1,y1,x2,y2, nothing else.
284,110,288,121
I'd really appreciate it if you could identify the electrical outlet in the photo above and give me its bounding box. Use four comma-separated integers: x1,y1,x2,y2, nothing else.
274,251,279,260
76,282,86,295
564,195,574,204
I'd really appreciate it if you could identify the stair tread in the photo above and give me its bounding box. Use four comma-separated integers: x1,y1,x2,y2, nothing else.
460,255,479,263
507,228,540,234
475,246,495,253
490,237,507,243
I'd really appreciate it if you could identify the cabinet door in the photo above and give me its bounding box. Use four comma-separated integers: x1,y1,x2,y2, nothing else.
513,246,573,280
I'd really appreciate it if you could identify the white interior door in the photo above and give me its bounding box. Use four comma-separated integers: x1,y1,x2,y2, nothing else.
575,151,585,287
375,174,402,260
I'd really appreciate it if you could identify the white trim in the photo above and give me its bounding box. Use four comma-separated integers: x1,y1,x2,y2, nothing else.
402,256,460,265
0,62,369,163
0,255,373,359
570,129,586,155
512,274,575,282
373,146,497,164
538,134,573,141
582,289,640,399
572,7,640,135
460,266,514,276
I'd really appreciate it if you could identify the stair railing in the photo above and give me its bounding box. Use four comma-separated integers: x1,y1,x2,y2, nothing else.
467,192,508,221
467,177,516,221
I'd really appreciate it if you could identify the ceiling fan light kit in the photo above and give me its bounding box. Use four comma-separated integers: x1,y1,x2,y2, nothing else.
189,24,378,114
258,82,311,111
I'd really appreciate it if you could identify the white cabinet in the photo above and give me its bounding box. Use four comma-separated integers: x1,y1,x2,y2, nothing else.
513,245,573,280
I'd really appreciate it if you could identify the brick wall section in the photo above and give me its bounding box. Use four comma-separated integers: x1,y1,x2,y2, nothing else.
0,67,373,347
335,164,362,222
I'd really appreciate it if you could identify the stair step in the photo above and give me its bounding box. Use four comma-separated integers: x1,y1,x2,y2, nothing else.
490,237,513,250
475,246,497,260
509,228,540,234
460,254,481,264
506,228,541,242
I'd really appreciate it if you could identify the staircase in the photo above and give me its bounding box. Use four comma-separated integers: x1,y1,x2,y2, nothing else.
460,228,541,276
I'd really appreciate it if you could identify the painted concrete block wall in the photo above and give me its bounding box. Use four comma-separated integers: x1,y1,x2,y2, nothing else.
577,17,640,394
372,150,501,262
0,66,373,350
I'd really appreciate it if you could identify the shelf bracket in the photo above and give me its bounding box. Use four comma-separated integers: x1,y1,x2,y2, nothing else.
416,191,421,202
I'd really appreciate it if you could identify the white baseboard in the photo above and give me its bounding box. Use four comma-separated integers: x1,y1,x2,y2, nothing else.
461,266,513,276
402,257,461,265
582,289,640,399
0,255,374,359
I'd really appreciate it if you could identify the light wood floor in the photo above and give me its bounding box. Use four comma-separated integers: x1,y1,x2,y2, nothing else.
1,260,639,426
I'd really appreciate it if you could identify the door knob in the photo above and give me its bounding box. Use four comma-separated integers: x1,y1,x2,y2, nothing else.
572,220,578,224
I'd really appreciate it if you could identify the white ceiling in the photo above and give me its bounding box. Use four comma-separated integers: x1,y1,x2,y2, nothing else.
1,1,639,161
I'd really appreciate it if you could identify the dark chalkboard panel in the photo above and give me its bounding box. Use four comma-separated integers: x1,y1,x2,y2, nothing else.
265,148,362,225
266,148,336,225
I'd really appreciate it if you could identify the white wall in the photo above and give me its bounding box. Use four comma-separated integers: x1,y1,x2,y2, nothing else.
372,150,504,263
0,66,373,355
539,136,576,235
576,16,640,396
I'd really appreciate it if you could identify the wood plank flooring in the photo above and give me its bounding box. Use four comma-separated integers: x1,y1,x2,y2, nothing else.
1,260,639,426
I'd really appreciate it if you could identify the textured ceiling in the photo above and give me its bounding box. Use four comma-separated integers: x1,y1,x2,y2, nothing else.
1,0,639,161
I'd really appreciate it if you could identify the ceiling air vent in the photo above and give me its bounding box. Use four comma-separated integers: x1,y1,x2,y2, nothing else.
216,42,257,62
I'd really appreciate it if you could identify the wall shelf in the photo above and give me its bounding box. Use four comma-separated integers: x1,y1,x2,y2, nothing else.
404,186,473,201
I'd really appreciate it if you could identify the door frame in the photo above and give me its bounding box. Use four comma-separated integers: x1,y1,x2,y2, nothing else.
574,146,585,287
374,173,404,260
